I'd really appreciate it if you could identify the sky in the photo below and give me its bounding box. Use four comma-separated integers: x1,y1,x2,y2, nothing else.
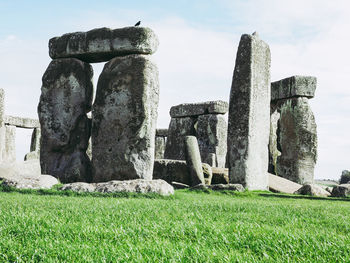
0,0,349,180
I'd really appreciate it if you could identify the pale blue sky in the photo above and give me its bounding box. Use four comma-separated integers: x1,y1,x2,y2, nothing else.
0,0,349,180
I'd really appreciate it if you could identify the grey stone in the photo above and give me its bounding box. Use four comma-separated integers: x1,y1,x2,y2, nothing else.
227,33,271,190
202,163,213,185
271,76,317,101
92,54,159,182
0,89,5,126
155,136,166,159
94,179,174,196
331,184,350,198
156,129,168,137
4,115,40,129
340,170,350,184
268,173,301,194
0,160,59,189
153,159,191,185
49,27,159,63
197,114,227,168
170,100,228,118
171,181,190,189
164,117,196,160
276,97,317,184
59,182,96,192
268,102,281,174
325,187,333,193
294,184,331,197
209,183,244,191
1,125,16,163
38,58,93,183
211,167,229,184
184,136,205,186
25,128,41,161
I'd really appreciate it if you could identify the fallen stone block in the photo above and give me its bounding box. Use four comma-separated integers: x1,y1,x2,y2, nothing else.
294,184,331,197
153,159,190,185
190,183,244,192
211,167,229,184
331,184,350,198
268,173,301,194
170,100,228,118
59,182,96,192
49,27,159,63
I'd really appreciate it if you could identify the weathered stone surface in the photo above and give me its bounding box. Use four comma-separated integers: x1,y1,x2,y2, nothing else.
1,125,16,163
49,27,159,63
156,129,168,137
38,58,93,183
0,89,5,126
276,97,317,184
268,173,301,194
0,160,58,189
340,170,350,184
227,33,271,190
25,128,41,161
4,115,40,129
197,114,227,168
153,159,191,185
211,167,229,184
331,184,350,198
271,76,317,101
155,136,166,159
164,117,196,160
171,181,190,189
190,183,244,192
268,102,281,174
170,100,228,118
94,179,174,196
92,54,159,182
202,163,213,185
184,136,205,186
294,184,331,197
59,182,96,192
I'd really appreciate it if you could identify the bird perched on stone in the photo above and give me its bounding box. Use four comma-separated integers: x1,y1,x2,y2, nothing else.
134,21,141,26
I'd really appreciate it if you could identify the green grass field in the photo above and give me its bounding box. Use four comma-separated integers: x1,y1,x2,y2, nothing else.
0,189,349,262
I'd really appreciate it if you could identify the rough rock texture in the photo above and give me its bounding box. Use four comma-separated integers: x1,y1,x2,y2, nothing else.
155,136,166,159
49,27,159,63
268,103,281,174
156,129,168,137
153,159,191,185
38,58,93,183
202,163,213,185
271,76,317,101
0,89,4,126
25,128,41,161
331,184,350,197
92,54,159,182
2,125,16,163
268,173,302,194
4,115,40,129
164,117,196,160
227,33,271,190
197,114,227,168
340,170,350,184
170,100,228,118
94,179,174,196
191,183,244,192
294,184,331,197
0,160,58,189
211,167,229,184
59,182,96,192
184,136,205,186
276,97,317,184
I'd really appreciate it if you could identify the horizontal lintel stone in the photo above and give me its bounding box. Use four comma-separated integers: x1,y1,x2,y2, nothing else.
4,115,40,129
170,100,228,118
49,27,159,63
156,129,168,137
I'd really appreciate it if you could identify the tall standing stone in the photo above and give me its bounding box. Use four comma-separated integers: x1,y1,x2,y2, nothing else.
227,33,271,190
25,128,41,160
155,129,167,159
2,125,16,163
92,54,159,182
38,58,93,183
184,136,205,186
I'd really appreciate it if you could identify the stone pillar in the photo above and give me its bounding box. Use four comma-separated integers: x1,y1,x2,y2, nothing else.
227,32,271,190
184,136,205,186
155,129,167,159
2,125,16,163
92,54,159,182
25,127,41,160
269,76,317,184
38,58,93,183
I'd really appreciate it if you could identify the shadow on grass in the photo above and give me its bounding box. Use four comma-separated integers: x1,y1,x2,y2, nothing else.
258,192,350,202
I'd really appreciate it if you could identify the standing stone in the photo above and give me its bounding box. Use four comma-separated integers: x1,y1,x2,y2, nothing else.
25,128,41,160
196,114,227,168
184,136,205,186
2,125,16,163
155,136,166,159
38,58,93,183
92,54,159,182
164,117,196,160
276,97,317,184
227,32,271,190
268,103,281,174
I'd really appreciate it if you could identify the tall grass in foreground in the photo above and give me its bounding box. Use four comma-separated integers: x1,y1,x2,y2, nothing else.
0,190,349,262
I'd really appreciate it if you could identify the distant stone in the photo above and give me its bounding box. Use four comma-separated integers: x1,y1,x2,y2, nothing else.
59,182,96,192
209,183,244,191
94,179,174,196
227,33,271,190
153,159,191,185
271,76,317,101
0,89,4,126
202,163,213,185
2,125,16,163
211,167,229,184
325,187,333,193
4,115,40,129
268,103,281,174
171,181,190,189
294,184,331,197
197,114,227,168
340,170,350,184
268,173,302,194
49,27,159,63
92,55,159,182
156,129,168,137
170,100,228,118
25,128,41,161
155,136,166,159
276,97,317,184
331,184,350,197
164,117,196,160
38,58,93,183
184,136,205,186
